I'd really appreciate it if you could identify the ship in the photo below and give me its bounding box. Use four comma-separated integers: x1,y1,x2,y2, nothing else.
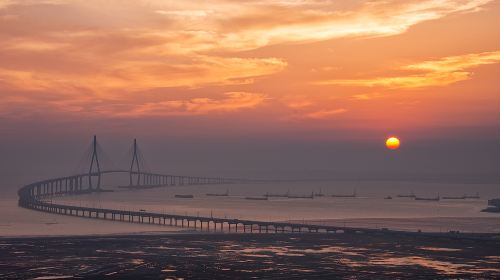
482,198,500,213
206,189,229,197
465,192,480,199
397,191,416,198
414,194,440,201
313,188,325,197
442,195,466,200
287,192,314,199
384,195,392,199
264,190,289,198
331,189,357,198
245,196,268,201
175,194,194,198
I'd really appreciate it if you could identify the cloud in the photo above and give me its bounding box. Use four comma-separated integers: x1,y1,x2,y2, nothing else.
0,51,286,93
316,51,500,88
0,0,495,120
210,0,494,51
0,90,268,119
155,10,212,18
286,100,313,109
302,108,347,120
115,92,267,117
283,105,347,121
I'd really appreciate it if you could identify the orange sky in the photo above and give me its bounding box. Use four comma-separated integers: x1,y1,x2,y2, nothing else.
1,0,499,140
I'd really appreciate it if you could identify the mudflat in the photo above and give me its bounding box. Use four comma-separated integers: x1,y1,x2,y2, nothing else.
1,232,499,279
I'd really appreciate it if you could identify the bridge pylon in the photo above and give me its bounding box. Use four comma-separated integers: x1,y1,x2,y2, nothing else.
88,135,101,189
129,139,141,186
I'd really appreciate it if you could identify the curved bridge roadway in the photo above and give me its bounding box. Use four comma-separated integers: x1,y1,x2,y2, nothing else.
17,169,389,234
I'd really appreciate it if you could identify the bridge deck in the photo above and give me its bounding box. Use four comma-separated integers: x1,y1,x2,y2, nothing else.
17,169,452,237
22,195,383,234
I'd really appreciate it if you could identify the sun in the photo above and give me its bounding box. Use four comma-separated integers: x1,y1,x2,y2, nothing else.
386,137,400,150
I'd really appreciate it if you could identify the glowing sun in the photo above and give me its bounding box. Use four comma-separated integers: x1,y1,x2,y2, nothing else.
386,137,400,150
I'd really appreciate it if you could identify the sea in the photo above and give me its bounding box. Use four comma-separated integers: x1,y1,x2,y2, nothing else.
1,180,499,237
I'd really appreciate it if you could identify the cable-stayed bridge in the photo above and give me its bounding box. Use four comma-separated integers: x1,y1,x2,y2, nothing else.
17,136,414,234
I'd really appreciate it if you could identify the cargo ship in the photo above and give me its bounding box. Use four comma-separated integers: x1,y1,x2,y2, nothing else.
245,196,268,201
465,192,480,199
313,189,325,197
414,194,440,201
443,193,480,199
287,192,314,199
264,190,289,198
331,189,356,198
442,195,466,200
397,191,416,198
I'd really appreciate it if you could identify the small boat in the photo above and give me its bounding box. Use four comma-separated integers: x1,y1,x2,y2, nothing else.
245,196,268,201
397,191,416,198
264,190,289,198
384,196,392,199
313,188,325,197
442,195,466,200
465,192,480,199
331,189,357,198
175,194,194,198
415,194,440,201
206,189,229,197
287,192,314,199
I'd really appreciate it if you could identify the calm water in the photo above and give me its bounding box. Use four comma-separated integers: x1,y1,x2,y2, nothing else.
2,181,500,236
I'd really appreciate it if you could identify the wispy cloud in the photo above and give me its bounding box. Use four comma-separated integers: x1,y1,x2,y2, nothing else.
116,92,267,117
0,0,495,120
302,108,347,120
0,53,286,93
209,0,494,51
316,51,500,88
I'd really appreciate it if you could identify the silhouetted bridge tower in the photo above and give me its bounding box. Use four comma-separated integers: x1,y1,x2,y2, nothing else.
89,135,101,190
130,138,140,186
